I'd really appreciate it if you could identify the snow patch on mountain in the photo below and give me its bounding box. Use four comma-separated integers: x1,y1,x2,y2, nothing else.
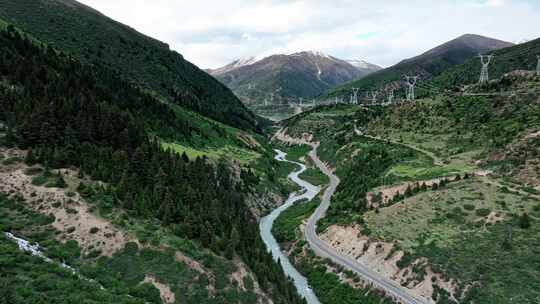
233,56,261,68
347,59,378,70
209,56,264,75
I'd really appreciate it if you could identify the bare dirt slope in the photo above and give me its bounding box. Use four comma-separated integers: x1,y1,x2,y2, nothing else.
320,225,458,303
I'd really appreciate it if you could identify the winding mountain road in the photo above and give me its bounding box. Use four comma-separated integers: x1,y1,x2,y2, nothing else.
304,143,429,304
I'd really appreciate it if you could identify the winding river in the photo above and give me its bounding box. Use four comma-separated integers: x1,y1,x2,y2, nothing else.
259,150,321,304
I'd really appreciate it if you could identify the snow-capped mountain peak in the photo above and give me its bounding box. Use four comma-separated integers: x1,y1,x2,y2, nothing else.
290,50,334,60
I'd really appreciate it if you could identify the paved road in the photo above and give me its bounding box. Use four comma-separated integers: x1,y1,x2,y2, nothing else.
304,143,429,304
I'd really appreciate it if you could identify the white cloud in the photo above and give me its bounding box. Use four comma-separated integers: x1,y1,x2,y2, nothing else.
78,0,540,69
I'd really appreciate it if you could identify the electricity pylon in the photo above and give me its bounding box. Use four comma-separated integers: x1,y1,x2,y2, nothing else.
351,88,360,104
404,76,419,101
478,54,494,83
536,55,540,76
371,91,378,104
388,90,394,104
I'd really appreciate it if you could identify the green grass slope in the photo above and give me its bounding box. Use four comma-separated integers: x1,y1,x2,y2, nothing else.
0,0,259,132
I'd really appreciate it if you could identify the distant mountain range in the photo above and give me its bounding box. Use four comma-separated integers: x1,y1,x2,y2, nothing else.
324,34,514,100
208,51,381,109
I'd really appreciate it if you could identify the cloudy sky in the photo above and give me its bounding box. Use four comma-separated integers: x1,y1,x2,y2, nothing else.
78,0,540,69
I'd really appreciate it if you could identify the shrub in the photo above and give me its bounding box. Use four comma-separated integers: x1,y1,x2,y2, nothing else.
129,283,162,303
66,208,78,214
24,149,37,165
85,249,102,259
2,157,21,165
243,276,254,290
55,174,67,188
31,175,48,186
519,213,531,229
89,227,100,234
25,167,43,176
463,204,475,211
475,208,491,217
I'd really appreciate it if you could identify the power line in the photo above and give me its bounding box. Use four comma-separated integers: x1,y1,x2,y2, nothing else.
488,43,539,61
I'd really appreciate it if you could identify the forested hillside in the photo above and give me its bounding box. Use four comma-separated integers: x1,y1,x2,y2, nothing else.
0,24,304,304
0,0,259,132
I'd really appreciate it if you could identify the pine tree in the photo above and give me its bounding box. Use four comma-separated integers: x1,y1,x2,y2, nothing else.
519,213,531,229
55,172,67,188
181,152,189,163
25,148,37,165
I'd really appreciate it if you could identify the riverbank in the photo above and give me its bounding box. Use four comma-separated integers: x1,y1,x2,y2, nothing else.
259,150,321,304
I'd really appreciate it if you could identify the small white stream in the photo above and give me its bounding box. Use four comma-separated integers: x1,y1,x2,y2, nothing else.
4,232,103,289
259,150,322,304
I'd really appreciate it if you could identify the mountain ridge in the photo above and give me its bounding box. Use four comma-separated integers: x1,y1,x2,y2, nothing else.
324,33,514,99
209,51,380,119
0,0,260,132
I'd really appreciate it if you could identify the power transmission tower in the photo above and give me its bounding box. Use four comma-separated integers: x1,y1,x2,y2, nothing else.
371,91,378,104
536,55,540,76
404,76,419,101
388,90,394,104
478,54,494,83
351,88,360,104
